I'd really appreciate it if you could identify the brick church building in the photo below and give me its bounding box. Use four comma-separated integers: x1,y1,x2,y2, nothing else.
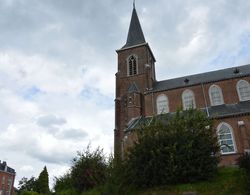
114,5,250,166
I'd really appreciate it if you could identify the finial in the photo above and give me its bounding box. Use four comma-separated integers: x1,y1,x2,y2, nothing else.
133,0,135,9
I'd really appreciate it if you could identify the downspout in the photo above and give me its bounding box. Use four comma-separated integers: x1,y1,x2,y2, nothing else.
201,83,210,117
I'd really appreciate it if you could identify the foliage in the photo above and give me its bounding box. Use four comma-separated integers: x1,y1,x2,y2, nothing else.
18,177,37,192
19,190,39,195
238,152,250,174
73,167,246,195
140,167,246,195
18,166,50,194
71,145,108,192
53,188,78,195
238,152,250,193
53,172,73,193
53,145,108,194
124,109,219,187
36,166,50,194
101,155,136,195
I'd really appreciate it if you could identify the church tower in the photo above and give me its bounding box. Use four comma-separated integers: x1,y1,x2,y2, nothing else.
114,5,156,157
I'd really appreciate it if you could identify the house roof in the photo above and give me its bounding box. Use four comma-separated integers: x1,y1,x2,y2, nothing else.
0,161,15,174
122,7,146,49
152,64,250,92
125,101,250,132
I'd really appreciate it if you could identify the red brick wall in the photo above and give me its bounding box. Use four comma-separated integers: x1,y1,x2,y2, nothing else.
124,76,250,166
0,171,15,195
144,76,250,116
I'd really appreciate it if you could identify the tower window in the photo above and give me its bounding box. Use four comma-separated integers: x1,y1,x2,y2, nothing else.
217,123,236,154
237,80,250,101
128,55,137,76
209,84,224,106
156,94,169,114
182,89,196,110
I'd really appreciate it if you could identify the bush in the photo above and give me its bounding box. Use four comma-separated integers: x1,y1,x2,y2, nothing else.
53,145,108,194
238,152,250,174
54,188,78,195
53,172,73,193
71,145,108,193
124,109,219,188
19,190,39,195
238,152,250,193
101,156,136,195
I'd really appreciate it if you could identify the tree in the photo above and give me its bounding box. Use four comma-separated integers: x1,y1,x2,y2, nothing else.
53,172,73,193
124,109,219,187
36,166,50,194
71,145,108,192
18,176,37,192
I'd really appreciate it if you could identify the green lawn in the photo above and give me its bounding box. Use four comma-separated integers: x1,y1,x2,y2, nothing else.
140,167,246,195
85,167,247,195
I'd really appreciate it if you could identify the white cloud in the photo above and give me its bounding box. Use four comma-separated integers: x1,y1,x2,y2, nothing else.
20,165,34,172
37,114,67,127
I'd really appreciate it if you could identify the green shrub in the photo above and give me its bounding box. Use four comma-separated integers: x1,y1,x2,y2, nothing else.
71,145,108,192
55,188,78,195
101,156,136,195
239,152,250,174
124,109,219,188
19,190,39,195
53,172,73,193
238,152,250,194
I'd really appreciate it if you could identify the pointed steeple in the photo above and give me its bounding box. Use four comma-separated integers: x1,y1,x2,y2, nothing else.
122,7,146,49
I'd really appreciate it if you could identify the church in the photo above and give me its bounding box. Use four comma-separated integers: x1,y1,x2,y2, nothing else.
114,5,250,166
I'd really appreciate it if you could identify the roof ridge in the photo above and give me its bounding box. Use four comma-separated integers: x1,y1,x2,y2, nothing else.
157,64,250,83
152,64,250,92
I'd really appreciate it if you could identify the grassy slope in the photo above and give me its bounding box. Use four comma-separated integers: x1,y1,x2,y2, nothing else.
140,167,246,195
85,167,246,195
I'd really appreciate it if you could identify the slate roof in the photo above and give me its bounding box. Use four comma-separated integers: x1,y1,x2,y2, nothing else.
152,64,250,92
208,101,250,118
122,8,146,49
125,101,250,131
128,82,140,93
0,161,15,174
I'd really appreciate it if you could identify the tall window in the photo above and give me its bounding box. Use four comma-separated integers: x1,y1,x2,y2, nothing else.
237,80,250,101
182,89,196,110
209,85,224,106
128,55,137,76
156,94,169,114
217,123,236,154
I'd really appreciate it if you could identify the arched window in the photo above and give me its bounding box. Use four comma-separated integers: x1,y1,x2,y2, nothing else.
237,80,250,101
156,94,169,114
217,123,236,154
127,55,137,76
182,89,196,110
209,85,224,106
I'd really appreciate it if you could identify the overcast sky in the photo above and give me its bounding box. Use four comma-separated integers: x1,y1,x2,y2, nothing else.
0,0,250,188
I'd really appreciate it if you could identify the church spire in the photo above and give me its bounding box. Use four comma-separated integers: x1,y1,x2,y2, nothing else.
122,5,146,49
